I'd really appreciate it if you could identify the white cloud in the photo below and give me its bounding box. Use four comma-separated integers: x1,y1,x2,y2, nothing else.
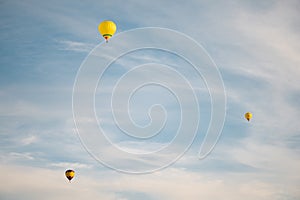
233,1,300,88
2,164,298,200
230,137,300,177
116,141,168,154
0,164,117,200
50,162,93,169
0,152,35,163
57,40,94,52
21,135,38,145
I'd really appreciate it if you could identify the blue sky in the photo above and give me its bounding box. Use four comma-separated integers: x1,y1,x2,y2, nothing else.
1,0,300,199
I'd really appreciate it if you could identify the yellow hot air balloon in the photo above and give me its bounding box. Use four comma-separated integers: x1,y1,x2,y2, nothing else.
245,112,252,121
65,169,75,182
98,20,117,42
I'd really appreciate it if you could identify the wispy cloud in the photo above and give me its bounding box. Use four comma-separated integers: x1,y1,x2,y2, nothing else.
20,135,38,145
9,152,35,160
1,164,297,200
57,40,94,52
50,162,93,169
0,164,117,200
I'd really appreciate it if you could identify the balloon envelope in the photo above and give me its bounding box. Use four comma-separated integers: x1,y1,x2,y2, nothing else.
245,112,252,121
65,169,75,182
98,20,117,42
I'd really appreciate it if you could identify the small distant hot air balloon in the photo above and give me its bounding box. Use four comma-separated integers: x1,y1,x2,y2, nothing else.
65,169,75,182
245,112,252,121
98,20,117,42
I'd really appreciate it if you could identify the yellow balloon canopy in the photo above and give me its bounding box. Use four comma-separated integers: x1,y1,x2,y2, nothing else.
98,20,117,42
245,112,252,121
65,169,75,182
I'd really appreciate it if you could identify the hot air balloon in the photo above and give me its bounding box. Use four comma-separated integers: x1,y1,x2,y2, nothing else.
245,112,252,121
65,169,75,182
98,20,117,42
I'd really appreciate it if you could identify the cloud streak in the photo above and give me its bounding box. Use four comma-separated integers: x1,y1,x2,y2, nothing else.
57,40,94,52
